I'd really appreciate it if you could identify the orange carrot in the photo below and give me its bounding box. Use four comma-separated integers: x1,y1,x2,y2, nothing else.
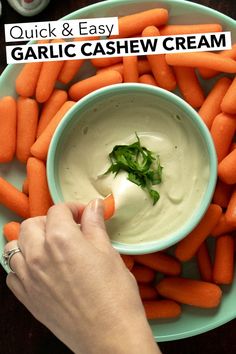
143,300,181,319
91,57,122,68
211,214,236,237
103,194,115,220
173,66,204,108
175,204,222,262
210,112,236,162
138,74,157,86
3,221,20,242
142,26,176,91
196,241,213,282
123,56,139,82
27,157,53,217
96,59,151,76
221,76,236,114
16,97,39,163
225,187,236,226
156,277,222,308
115,8,168,38
96,63,124,75
0,177,29,218
230,142,236,152
166,52,236,73
31,101,75,161
36,89,68,137
120,255,134,270
134,252,181,276
160,23,222,36
137,59,151,75
69,71,123,101
16,62,43,97
131,264,156,283
22,178,29,195
0,96,17,163
198,44,236,79
213,234,234,284
198,77,232,128
138,284,158,300
218,149,236,185
213,180,233,208
58,58,85,84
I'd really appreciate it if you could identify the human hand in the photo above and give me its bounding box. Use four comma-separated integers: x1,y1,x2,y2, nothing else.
4,199,161,354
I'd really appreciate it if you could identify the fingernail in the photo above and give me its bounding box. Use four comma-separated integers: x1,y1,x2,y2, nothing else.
89,198,103,214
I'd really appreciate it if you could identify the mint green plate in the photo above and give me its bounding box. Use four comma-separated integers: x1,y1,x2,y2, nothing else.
0,0,236,342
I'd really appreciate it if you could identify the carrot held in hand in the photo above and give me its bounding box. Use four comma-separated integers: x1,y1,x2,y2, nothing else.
131,264,156,283
123,56,139,83
27,157,53,217
213,234,234,284
143,300,181,319
103,194,115,220
213,180,233,208
156,277,222,308
196,241,213,282
175,204,222,262
0,96,17,163
0,177,29,218
173,66,204,108
3,221,20,241
16,97,39,163
37,89,68,137
31,101,75,161
225,187,236,226
16,62,43,97
134,252,181,276
142,26,176,91
160,23,222,36
210,112,236,162
69,71,122,101
218,149,236,185
221,76,236,115
198,77,232,129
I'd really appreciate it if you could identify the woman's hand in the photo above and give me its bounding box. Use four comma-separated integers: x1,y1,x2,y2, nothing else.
4,199,161,354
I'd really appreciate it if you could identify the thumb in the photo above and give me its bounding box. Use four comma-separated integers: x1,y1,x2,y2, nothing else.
81,199,112,251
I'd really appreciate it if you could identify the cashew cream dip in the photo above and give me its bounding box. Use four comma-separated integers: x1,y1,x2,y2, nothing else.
58,94,210,244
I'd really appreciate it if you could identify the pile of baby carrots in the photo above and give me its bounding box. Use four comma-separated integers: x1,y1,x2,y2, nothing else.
0,7,236,321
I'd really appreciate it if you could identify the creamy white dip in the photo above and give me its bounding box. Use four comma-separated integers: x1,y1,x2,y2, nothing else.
59,93,210,244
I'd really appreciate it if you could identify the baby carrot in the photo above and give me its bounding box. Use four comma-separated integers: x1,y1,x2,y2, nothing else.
0,96,17,163
230,142,236,152
58,59,85,84
225,187,236,226
120,255,134,270
0,177,29,218
211,214,236,237
16,97,39,163
159,23,222,36
3,221,20,242
198,77,232,129
138,74,157,86
196,241,213,282
96,59,151,76
143,300,181,319
103,194,115,220
142,26,176,91
31,101,75,161
213,180,233,208
198,44,236,79
134,252,181,276
165,52,236,73
115,8,168,38
16,62,43,97
22,178,29,195
131,264,156,283
123,56,139,82
27,157,53,217
138,285,158,300
210,112,236,162
36,89,68,137
218,149,236,185
213,234,234,285
175,204,222,262
96,63,124,76
137,59,151,75
69,71,123,101
173,66,204,108
221,76,236,114
91,57,122,68
156,277,222,308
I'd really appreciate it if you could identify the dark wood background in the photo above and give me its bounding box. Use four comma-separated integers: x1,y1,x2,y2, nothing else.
0,0,236,353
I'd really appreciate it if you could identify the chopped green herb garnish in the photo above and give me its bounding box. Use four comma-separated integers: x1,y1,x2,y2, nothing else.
104,133,163,205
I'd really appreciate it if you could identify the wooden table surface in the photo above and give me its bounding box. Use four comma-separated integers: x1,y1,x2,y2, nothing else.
0,0,236,353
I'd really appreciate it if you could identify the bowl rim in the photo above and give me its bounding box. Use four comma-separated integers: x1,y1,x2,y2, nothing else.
47,83,217,255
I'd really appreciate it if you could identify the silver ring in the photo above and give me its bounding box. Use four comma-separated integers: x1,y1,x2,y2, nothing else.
2,247,21,273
